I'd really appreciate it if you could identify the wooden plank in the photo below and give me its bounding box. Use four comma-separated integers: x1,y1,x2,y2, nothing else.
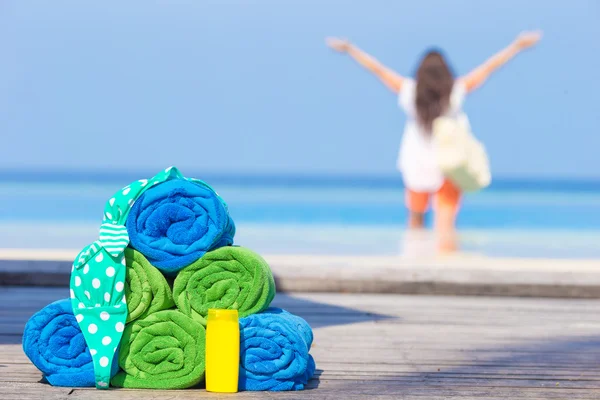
0,382,70,400
2,381,599,400
3,365,599,383
3,357,597,381
4,287,600,313
5,344,599,368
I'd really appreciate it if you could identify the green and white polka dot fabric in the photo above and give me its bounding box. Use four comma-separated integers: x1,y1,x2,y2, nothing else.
70,166,185,389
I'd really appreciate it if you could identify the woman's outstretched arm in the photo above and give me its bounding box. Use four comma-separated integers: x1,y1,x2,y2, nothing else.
462,31,542,93
327,38,404,93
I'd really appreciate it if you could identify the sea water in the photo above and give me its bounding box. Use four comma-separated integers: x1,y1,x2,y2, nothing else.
0,172,599,258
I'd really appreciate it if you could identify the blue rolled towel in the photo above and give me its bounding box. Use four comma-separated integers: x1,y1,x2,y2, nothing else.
22,299,119,387
126,178,235,275
260,307,314,349
239,308,316,391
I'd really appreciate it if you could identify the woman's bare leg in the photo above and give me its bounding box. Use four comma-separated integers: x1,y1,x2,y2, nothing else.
435,204,458,252
434,181,461,253
408,212,426,229
406,189,429,230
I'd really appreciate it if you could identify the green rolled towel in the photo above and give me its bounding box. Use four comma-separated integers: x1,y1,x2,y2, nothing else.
111,310,205,389
173,246,276,326
124,248,175,323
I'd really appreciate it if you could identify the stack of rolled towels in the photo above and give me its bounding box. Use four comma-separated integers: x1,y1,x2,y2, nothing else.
22,168,316,391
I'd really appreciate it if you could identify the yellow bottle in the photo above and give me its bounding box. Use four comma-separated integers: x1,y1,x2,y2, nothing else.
205,309,240,393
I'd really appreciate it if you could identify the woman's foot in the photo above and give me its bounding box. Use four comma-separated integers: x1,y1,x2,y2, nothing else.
401,228,435,258
438,237,458,253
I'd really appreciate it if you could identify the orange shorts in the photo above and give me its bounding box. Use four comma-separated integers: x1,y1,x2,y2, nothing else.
405,180,461,214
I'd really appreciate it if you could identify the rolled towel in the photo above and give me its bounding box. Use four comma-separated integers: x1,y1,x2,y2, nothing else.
173,246,276,326
22,299,118,387
111,310,206,389
260,308,314,349
239,308,315,391
126,178,235,275
124,248,175,323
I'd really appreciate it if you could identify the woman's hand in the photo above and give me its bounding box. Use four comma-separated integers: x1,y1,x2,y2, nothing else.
463,30,542,93
326,37,352,53
514,31,542,50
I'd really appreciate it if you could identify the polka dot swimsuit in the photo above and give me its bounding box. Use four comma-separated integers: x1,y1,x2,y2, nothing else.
70,167,186,389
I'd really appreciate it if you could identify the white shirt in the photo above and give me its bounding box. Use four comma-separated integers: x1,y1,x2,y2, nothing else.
397,79,468,192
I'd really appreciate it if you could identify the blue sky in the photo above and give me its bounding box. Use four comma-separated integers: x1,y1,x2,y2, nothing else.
1,0,598,178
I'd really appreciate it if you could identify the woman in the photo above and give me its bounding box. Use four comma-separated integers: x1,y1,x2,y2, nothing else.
327,31,541,252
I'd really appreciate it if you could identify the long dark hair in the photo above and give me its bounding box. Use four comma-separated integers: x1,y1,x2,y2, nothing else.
415,50,455,132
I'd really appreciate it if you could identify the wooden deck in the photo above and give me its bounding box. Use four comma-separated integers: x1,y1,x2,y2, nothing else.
1,287,599,399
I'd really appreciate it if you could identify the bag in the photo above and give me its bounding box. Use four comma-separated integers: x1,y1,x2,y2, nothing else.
432,116,491,192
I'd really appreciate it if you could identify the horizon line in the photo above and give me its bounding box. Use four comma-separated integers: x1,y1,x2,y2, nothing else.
0,168,599,191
